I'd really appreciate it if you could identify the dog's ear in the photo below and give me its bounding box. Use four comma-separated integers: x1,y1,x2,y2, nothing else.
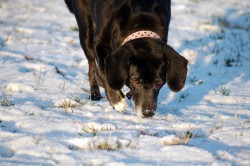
164,45,188,92
105,46,132,90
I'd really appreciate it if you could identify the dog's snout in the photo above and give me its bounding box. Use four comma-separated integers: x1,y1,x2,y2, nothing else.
141,102,156,118
142,109,155,118
133,102,157,118
132,90,158,118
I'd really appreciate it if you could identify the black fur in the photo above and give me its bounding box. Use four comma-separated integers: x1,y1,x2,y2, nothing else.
65,0,188,117
64,0,74,13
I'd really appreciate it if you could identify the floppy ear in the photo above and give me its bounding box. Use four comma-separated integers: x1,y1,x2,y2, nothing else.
164,45,188,92
105,46,132,90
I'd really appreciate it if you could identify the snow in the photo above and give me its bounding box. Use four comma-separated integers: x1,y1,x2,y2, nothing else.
0,0,249,165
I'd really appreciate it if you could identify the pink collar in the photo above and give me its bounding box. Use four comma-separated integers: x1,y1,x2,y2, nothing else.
121,30,161,46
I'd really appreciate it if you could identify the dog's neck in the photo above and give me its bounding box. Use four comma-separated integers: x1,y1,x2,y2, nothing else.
121,30,161,46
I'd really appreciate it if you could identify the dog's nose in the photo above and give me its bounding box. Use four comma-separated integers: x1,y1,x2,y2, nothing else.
142,109,155,118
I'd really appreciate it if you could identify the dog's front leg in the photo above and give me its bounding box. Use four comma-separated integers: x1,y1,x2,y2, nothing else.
96,69,126,112
95,44,127,113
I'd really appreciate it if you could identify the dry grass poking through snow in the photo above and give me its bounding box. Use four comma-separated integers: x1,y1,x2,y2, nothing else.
0,97,14,107
162,131,194,146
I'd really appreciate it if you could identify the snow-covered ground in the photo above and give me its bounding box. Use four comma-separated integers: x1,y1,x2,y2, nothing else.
0,0,250,165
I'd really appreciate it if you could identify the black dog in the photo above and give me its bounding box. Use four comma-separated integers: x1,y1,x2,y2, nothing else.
65,0,188,117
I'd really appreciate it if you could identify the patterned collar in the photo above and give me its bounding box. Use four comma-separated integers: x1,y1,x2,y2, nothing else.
121,30,161,45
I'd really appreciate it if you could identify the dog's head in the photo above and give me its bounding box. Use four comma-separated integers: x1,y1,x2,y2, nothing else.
105,39,188,117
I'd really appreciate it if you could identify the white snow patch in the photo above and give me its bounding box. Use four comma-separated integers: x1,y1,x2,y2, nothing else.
0,0,249,165
0,144,14,158
4,82,21,92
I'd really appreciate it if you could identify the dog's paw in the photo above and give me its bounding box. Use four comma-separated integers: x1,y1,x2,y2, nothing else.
113,98,126,113
89,94,102,101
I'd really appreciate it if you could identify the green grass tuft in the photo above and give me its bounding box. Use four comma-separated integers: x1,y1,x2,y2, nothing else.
0,97,14,107
219,85,230,96
70,26,79,32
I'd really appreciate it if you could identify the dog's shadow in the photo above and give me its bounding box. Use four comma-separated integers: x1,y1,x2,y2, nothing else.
157,8,250,118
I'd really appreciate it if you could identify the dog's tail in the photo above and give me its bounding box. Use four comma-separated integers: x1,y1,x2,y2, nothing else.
64,0,74,13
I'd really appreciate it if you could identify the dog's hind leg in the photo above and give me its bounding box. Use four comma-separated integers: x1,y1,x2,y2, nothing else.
73,0,102,101
87,59,102,101
79,31,102,101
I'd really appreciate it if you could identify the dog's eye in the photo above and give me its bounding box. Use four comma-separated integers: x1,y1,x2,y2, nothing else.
131,77,141,86
131,78,139,84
